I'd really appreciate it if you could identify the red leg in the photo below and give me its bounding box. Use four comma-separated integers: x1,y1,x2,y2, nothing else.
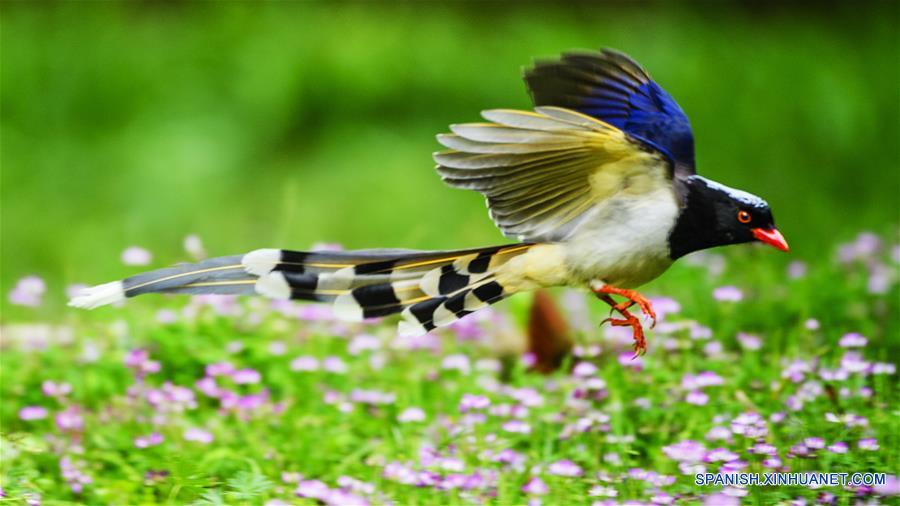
593,284,656,357
593,285,656,328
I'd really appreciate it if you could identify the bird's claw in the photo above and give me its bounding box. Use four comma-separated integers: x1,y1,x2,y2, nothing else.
599,314,647,357
593,284,654,355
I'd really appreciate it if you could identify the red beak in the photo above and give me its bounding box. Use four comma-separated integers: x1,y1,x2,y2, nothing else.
752,227,790,252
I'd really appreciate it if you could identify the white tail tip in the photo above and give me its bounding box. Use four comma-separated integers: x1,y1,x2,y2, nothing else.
254,272,290,300
397,319,429,338
68,281,125,309
242,248,281,276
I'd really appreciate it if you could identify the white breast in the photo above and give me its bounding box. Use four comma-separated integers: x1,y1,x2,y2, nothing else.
564,187,680,288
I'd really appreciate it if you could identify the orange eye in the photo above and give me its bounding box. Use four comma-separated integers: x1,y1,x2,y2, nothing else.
737,210,752,224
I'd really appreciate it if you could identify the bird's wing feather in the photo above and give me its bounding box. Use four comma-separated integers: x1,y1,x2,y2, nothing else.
435,106,672,242
524,48,696,173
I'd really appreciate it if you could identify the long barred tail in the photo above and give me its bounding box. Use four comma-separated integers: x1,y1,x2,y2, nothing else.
69,244,534,336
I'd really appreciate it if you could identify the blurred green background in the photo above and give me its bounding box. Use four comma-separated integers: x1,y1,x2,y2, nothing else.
2,1,898,313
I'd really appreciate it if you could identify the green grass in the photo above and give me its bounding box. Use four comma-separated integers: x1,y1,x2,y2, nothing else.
2,234,897,504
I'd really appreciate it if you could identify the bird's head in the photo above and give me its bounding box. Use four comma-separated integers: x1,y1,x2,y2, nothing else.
668,175,789,259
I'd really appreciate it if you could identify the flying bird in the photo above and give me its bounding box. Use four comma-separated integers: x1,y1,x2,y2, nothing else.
70,49,789,355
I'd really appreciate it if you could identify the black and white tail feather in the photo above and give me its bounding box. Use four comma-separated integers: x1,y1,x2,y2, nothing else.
69,245,534,336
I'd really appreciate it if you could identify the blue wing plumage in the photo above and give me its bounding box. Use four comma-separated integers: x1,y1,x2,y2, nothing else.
525,49,695,171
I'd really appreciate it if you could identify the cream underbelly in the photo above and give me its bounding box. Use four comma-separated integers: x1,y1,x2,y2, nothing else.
496,189,680,291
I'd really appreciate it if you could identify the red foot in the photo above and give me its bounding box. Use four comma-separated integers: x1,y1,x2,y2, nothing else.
600,313,647,357
592,284,656,357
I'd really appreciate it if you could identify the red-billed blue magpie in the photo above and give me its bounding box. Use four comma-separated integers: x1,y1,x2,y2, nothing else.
71,49,789,355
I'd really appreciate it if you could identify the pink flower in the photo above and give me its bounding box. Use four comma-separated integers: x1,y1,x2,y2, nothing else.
690,323,712,340
459,394,490,412
295,480,330,500
184,427,214,444
838,232,882,263
804,437,825,449
55,407,84,432
502,420,532,434
825,412,868,428
156,309,178,324
397,407,426,423
125,349,160,375
874,475,900,496
649,296,681,320
705,426,732,442
651,492,675,504
662,440,706,463
350,389,396,405
840,352,870,374
322,356,348,374
9,275,46,307
348,334,381,355
617,352,643,370
685,391,709,405
441,354,471,374
826,442,848,454
547,459,583,477
751,443,777,455
290,356,320,371
42,380,72,397
720,461,747,473
521,477,548,495
59,457,92,494
682,372,724,390
787,261,807,279
236,392,269,411
310,242,344,252
873,362,896,375
195,376,219,397
231,368,261,385
781,360,812,383
336,476,375,495
736,332,762,350
134,432,164,448
572,361,598,377
204,361,235,377
763,455,781,469
268,341,287,356
19,406,48,421
704,493,739,506
838,333,867,348
731,412,767,438
703,341,723,358
281,472,302,484
494,449,526,469
858,438,879,451
712,286,743,302
183,234,206,260
867,263,892,294
805,318,821,330
121,246,152,266
705,448,740,462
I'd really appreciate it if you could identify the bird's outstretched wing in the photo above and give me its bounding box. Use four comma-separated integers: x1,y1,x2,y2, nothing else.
434,106,672,242
524,49,695,173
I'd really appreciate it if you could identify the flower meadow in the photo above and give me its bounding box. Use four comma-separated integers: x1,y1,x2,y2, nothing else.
1,232,898,505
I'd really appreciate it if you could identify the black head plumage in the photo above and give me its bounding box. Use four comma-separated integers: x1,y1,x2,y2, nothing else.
668,176,782,259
